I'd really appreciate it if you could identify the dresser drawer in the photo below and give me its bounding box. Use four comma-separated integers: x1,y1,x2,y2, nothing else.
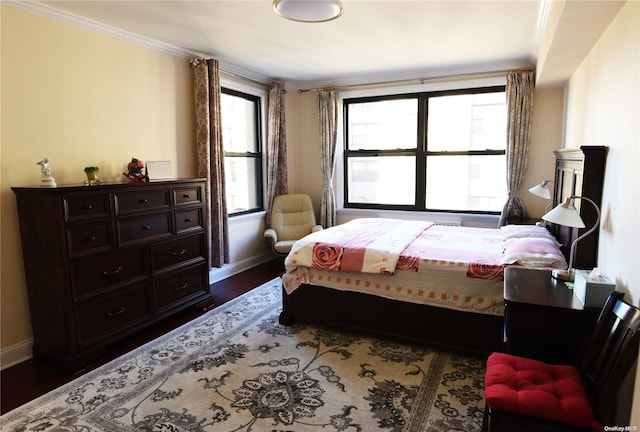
115,189,170,215
152,234,205,271
71,248,148,297
66,222,115,257
117,213,172,246
175,208,203,234
154,263,208,311
76,283,151,343
174,186,202,206
64,194,111,222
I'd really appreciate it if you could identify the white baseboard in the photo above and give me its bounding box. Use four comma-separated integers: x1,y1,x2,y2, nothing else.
1,252,278,371
1,338,34,370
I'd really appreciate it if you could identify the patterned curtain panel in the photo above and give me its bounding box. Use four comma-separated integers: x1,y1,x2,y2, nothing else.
319,89,339,227
265,82,288,226
192,58,229,267
499,69,536,227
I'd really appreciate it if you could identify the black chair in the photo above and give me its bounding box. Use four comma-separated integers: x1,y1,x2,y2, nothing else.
483,292,640,431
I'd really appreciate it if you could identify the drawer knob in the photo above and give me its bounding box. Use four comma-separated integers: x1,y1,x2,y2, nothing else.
183,194,191,199
139,199,149,204
83,204,93,210
184,217,192,222
142,226,151,231
107,306,127,317
173,283,188,291
103,266,123,275
171,248,187,256
88,235,96,241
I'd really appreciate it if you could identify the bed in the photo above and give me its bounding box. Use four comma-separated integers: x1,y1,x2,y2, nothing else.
279,147,606,355
279,219,566,354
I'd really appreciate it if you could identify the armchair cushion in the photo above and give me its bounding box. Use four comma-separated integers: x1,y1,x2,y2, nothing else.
265,194,322,255
484,352,593,428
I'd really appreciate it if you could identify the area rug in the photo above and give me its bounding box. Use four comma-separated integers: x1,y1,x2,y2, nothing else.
0,278,487,432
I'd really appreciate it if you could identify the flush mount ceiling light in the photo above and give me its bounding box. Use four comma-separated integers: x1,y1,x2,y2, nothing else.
273,0,344,23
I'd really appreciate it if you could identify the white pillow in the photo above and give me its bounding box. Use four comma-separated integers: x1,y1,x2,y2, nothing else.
501,237,567,268
500,224,558,243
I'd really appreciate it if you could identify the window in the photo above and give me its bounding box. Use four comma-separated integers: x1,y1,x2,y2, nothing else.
344,86,507,213
221,88,263,215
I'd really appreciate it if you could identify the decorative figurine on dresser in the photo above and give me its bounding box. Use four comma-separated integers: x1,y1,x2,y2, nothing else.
12,178,211,370
36,157,57,187
124,157,149,182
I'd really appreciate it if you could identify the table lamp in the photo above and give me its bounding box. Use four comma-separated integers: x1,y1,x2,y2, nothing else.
528,180,552,199
528,180,553,226
542,196,601,281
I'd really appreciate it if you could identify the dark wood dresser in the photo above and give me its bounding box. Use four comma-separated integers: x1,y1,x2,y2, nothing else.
12,179,211,370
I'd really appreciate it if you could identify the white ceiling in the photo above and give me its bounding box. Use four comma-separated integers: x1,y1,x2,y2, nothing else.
11,0,627,89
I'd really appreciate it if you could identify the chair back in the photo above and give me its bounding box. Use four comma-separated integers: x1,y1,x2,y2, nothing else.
580,292,640,424
270,194,318,241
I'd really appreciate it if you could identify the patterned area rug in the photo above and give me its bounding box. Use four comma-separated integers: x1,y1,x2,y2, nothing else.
1,278,487,432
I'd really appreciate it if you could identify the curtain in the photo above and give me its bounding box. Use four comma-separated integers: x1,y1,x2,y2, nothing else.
499,69,536,226
265,82,288,226
318,89,339,228
192,58,229,267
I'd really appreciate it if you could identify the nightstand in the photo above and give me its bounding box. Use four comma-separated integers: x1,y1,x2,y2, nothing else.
503,267,600,366
505,217,542,225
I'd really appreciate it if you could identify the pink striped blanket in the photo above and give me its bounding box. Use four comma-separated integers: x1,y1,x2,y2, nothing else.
286,218,432,275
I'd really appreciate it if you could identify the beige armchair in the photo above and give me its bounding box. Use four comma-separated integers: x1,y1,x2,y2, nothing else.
264,194,323,255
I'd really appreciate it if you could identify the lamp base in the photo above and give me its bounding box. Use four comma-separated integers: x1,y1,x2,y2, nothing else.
552,268,575,282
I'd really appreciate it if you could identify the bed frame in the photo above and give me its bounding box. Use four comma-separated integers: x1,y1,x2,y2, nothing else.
550,146,607,270
279,285,504,354
279,147,606,355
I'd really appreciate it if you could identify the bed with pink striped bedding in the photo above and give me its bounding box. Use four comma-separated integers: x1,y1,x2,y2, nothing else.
282,218,566,316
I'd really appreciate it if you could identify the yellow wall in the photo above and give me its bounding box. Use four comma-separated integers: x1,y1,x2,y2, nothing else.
285,90,324,212
1,6,196,358
563,1,640,424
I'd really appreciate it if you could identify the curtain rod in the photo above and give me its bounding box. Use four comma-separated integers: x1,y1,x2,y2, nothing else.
220,69,272,89
297,67,534,94
190,58,272,89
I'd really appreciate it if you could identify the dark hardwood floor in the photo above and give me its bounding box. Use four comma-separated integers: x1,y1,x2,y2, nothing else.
0,257,285,415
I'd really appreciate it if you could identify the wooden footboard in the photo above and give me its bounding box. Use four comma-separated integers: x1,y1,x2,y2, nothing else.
280,283,504,355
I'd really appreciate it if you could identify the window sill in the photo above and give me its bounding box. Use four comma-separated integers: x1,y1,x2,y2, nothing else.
336,208,499,228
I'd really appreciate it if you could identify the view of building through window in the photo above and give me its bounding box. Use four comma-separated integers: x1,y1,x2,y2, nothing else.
345,88,507,213
426,92,507,211
220,89,262,215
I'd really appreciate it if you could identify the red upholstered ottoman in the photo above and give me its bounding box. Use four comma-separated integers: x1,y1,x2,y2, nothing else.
484,352,593,428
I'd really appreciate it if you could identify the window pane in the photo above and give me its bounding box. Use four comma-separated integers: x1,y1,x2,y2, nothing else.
347,99,418,150
427,92,506,151
426,155,506,211
221,92,257,152
224,157,260,213
221,88,262,215
348,156,415,205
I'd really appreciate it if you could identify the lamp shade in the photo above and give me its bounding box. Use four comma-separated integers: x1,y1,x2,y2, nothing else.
273,0,343,22
542,198,586,228
528,180,552,199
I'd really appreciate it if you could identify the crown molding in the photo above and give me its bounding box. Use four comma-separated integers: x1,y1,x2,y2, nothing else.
3,0,274,85
531,0,552,63
4,1,538,93
4,0,192,58
290,59,535,93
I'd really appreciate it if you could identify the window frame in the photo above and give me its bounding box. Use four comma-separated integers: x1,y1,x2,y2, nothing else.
221,87,264,217
343,85,506,214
